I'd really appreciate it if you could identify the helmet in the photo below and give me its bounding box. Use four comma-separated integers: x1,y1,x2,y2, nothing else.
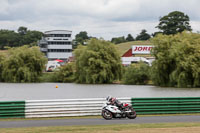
106,96,112,102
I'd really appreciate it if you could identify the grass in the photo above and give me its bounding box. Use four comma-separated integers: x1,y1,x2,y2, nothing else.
1,122,200,133
39,72,57,82
1,113,200,121
115,40,152,56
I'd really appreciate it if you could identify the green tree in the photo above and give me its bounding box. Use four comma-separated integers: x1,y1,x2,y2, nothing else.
123,62,150,85
75,31,89,45
55,63,75,82
74,39,123,84
126,34,135,42
156,11,192,35
0,27,43,49
2,46,47,82
136,29,151,40
111,36,126,44
151,32,200,87
0,30,20,49
0,54,5,81
18,26,28,35
20,30,43,46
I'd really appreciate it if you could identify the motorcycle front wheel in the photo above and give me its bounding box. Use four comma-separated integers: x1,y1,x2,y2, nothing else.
127,107,137,119
102,110,113,120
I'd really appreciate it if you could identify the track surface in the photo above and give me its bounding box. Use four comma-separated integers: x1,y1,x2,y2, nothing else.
1,115,200,128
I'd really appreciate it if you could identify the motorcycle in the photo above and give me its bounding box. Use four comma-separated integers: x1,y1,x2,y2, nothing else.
101,102,137,120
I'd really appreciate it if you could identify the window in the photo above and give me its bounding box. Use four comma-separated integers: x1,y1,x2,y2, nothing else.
48,41,71,45
48,49,72,52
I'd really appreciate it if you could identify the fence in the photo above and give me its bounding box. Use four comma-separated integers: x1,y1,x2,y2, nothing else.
1,97,200,118
0,101,25,118
132,97,200,114
25,98,130,118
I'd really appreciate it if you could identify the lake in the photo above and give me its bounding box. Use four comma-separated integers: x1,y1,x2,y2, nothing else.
0,83,200,101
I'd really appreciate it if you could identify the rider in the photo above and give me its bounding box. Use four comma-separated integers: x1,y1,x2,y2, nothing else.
106,96,124,110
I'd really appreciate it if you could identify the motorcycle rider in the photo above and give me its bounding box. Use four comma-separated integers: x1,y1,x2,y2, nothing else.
106,96,124,111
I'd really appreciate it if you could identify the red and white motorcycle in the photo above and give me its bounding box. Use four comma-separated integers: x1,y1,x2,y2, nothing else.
101,102,137,120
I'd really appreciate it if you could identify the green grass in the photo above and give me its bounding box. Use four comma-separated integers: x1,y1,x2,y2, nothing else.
39,72,57,82
115,41,152,56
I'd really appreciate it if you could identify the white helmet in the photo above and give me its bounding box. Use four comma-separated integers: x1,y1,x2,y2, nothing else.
106,96,112,102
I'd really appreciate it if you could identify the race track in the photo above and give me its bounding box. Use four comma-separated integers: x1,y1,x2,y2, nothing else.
1,115,200,128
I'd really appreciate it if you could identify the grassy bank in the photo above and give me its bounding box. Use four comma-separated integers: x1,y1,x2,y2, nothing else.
115,40,152,56
1,122,200,133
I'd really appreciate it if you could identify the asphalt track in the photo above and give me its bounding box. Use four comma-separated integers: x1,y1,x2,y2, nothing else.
0,115,200,128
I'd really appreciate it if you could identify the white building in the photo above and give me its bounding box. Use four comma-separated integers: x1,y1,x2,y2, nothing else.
38,30,72,61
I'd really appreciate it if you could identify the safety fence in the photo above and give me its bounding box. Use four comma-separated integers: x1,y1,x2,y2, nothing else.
0,101,25,118
1,97,200,118
132,97,200,115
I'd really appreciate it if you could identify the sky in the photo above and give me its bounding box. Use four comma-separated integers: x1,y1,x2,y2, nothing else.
0,0,200,40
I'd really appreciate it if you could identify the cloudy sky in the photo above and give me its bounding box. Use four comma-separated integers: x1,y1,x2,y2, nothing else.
0,0,200,40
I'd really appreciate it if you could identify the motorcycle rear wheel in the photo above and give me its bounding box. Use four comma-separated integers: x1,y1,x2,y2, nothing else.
127,107,137,119
102,110,113,120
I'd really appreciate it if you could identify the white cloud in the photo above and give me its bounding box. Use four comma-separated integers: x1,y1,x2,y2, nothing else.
0,0,200,39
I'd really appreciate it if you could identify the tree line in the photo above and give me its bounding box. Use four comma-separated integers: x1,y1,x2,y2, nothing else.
74,11,192,45
0,11,192,49
0,11,199,88
0,26,43,50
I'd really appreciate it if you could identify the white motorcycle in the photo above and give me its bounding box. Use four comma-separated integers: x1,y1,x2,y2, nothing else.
101,102,137,120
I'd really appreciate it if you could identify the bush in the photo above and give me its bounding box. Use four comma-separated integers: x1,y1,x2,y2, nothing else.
0,54,4,82
39,72,58,82
151,32,200,87
123,62,150,85
74,39,122,84
54,63,75,82
2,46,47,82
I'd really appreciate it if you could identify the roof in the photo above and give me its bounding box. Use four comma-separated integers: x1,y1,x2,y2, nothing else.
44,30,72,34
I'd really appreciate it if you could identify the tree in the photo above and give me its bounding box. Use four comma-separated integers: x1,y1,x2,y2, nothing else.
18,26,28,35
0,30,20,49
0,27,43,49
156,11,192,35
123,62,150,85
111,36,126,44
75,31,89,45
126,34,135,42
0,54,4,81
136,29,151,40
2,46,47,82
74,39,123,84
20,30,43,46
151,32,200,87
55,63,75,82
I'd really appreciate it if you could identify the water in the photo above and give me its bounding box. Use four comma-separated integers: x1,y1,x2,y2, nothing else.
0,83,200,101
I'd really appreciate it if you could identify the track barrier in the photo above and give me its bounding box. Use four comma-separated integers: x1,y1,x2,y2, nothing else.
1,97,200,118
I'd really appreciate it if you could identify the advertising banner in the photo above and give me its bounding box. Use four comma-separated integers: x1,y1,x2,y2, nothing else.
132,45,154,54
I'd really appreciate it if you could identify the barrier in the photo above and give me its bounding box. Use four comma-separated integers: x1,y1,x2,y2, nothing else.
131,97,200,114
0,101,25,118
25,98,130,118
1,97,200,118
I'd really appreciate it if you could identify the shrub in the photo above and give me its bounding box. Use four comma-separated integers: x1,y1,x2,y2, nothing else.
123,62,150,85
74,39,122,84
54,63,75,82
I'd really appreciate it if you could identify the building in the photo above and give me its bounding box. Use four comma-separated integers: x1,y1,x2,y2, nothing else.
38,30,72,61
122,45,155,66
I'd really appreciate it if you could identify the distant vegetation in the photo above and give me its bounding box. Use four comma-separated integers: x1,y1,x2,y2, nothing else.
115,40,152,56
0,46,47,82
74,39,122,84
151,32,200,87
0,26,43,50
1,11,200,88
123,62,150,85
